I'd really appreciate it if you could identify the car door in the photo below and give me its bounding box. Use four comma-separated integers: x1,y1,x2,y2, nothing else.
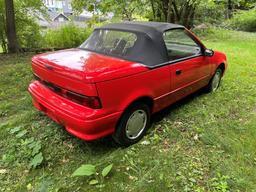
163,29,211,103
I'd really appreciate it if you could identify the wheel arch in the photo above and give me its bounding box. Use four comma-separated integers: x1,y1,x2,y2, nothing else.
217,63,226,75
114,95,154,133
123,96,154,113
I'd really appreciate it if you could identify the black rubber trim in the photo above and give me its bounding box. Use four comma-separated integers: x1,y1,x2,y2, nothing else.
146,54,204,69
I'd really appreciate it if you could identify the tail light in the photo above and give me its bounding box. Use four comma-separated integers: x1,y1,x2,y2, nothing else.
65,91,102,109
34,74,102,109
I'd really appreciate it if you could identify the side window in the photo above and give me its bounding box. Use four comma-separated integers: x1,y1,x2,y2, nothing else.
163,29,202,61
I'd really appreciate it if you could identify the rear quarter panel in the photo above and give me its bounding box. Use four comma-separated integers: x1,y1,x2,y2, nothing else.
96,65,170,115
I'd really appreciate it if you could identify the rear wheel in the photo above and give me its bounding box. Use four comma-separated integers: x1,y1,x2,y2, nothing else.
206,68,223,92
113,103,150,146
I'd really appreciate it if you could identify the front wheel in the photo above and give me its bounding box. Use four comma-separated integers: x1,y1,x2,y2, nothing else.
206,68,223,92
112,103,150,146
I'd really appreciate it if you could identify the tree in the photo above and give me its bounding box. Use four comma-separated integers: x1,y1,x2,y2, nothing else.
149,0,201,28
0,0,45,53
215,0,256,19
72,0,147,21
227,0,233,18
0,0,7,53
5,0,19,53
71,0,201,28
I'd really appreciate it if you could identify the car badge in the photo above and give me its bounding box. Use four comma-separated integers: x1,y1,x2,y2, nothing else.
45,64,54,71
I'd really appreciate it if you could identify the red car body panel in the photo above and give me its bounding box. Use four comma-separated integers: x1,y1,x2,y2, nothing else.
32,49,147,83
96,65,171,114
28,27,227,141
29,81,122,140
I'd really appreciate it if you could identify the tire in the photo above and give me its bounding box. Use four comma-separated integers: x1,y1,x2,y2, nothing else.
205,68,223,93
112,103,150,146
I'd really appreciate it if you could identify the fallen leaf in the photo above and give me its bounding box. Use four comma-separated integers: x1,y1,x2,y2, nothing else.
156,125,164,132
141,140,150,145
61,158,70,163
194,134,199,140
0,169,7,174
89,179,99,185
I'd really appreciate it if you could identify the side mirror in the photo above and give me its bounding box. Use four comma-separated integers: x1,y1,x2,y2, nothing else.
204,49,214,57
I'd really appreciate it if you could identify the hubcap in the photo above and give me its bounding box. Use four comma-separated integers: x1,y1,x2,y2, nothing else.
212,71,221,91
125,109,147,140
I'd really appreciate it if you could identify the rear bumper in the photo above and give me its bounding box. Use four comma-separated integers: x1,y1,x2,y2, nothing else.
28,81,122,140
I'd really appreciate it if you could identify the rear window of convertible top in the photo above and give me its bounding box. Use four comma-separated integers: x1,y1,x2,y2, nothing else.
79,30,138,59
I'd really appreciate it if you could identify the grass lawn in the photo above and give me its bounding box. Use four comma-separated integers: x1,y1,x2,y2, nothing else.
0,29,256,192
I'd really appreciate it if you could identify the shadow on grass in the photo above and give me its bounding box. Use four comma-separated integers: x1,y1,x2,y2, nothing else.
152,88,206,123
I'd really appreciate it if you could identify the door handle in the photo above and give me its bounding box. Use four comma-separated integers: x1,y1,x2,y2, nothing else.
176,69,182,75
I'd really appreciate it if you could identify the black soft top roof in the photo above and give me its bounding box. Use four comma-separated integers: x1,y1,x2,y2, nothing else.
93,22,186,66
99,21,184,36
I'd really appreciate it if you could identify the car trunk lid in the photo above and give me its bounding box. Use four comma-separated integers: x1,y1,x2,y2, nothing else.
32,49,148,95
32,48,147,95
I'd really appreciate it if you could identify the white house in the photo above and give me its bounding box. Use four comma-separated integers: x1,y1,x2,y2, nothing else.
42,0,72,13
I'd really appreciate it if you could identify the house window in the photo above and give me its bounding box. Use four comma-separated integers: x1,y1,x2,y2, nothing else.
58,17,64,22
68,3,72,9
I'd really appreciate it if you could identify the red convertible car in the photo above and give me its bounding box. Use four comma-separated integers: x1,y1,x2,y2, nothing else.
28,22,227,146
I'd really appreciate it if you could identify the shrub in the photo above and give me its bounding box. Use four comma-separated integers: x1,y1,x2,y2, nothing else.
195,1,226,26
17,19,44,49
224,9,256,32
44,23,92,48
192,25,216,38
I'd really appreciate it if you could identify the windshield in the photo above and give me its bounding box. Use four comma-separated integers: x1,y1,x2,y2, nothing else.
80,29,138,58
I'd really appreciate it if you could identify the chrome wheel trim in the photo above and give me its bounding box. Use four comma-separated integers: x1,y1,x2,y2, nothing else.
212,71,221,91
125,109,147,140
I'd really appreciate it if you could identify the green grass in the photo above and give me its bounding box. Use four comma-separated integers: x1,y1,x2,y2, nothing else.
0,29,256,191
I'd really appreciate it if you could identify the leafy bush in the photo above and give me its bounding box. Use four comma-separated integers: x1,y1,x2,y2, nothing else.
17,18,44,49
195,0,226,25
44,23,92,48
224,9,256,32
192,27,256,43
192,26,216,38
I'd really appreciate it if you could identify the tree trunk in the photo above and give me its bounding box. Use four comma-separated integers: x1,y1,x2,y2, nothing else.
172,1,180,22
227,0,233,19
161,0,169,21
187,6,196,29
150,0,156,20
152,0,199,28
1,34,7,53
5,0,19,53
0,10,7,53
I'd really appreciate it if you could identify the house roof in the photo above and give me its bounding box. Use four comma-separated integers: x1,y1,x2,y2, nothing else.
47,11,69,21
